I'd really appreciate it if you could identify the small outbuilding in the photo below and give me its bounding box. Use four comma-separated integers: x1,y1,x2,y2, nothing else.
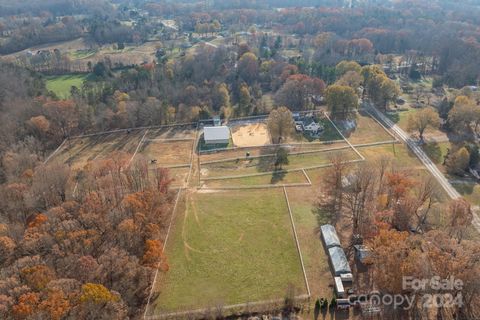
203,126,230,145
354,245,372,264
334,276,345,298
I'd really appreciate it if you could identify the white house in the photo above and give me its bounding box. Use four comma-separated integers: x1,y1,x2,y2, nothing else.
203,126,230,145
303,119,323,133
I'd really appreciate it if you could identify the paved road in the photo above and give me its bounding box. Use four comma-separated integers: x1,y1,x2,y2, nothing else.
365,104,480,232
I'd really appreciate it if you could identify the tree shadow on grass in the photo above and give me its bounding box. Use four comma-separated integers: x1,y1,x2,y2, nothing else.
312,206,333,228
256,146,276,173
454,182,474,197
422,141,443,164
270,169,287,184
385,111,400,124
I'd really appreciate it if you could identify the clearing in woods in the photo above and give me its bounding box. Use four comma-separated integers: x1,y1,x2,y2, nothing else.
45,73,91,98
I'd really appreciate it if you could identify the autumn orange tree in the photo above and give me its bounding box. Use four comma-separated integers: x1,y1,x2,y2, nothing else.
0,155,174,318
42,99,79,141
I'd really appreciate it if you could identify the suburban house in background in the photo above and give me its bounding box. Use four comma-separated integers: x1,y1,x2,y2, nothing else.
302,118,323,133
203,126,230,145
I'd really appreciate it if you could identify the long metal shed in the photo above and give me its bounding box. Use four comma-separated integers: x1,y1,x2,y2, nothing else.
320,224,341,249
328,246,352,276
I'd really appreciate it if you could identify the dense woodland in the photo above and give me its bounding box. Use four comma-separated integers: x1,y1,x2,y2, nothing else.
0,0,480,319
1,1,480,85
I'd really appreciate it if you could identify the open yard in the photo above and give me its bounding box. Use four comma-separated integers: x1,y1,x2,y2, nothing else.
285,187,333,299
149,189,306,314
201,169,309,188
343,111,396,144
199,141,350,163
200,148,361,179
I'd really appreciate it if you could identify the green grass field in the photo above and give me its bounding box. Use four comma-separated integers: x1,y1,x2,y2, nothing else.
201,149,360,179
344,112,395,144
69,49,97,60
152,189,305,313
285,187,333,299
385,108,419,131
45,74,90,98
202,169,309,188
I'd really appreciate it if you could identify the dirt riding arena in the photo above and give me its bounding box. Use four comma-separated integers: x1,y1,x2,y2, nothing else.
231,123,270,147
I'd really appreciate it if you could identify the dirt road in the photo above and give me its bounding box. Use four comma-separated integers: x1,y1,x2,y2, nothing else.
364,104,480,232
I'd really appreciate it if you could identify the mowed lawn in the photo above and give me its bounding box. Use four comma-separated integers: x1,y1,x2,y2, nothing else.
45,74,90,98
152,189,305,313
344,112,395,144
202,170,309,188
285,187,333,300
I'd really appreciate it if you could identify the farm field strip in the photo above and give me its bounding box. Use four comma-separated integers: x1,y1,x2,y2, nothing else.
198,139,346,155
360,108,399,141
198,140,348,163
70,122,198,139
144,126,198,317
199,144,354,165
200,170,311,189
199,148,362,179
200,160,361,182
342,109,399,145
283,187,311,297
